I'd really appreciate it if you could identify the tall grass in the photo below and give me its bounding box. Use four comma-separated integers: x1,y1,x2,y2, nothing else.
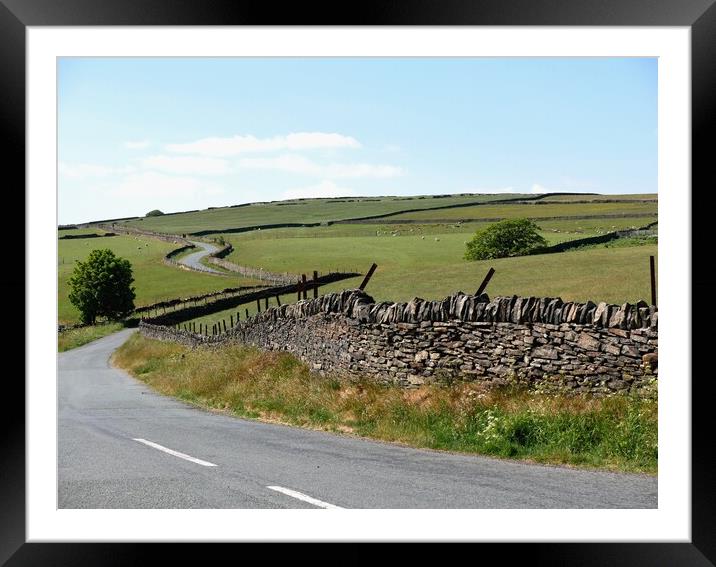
113,335,657,474
58,322,125,352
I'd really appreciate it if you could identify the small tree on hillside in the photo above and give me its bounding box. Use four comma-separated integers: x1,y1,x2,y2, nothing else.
464,218,547,261
145,209,164,217
68,249,136,324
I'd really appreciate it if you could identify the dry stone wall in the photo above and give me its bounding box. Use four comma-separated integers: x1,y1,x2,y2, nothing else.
206,243,298,285
94,223,193,245
140,289,658,394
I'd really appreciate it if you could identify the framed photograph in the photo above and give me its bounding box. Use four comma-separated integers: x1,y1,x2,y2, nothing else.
9,0,713,563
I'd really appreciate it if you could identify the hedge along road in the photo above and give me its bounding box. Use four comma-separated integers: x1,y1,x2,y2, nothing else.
177,240,224,274
58,330,657,509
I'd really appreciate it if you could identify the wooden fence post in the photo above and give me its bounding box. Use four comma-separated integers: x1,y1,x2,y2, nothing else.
256,299,261,313
297,278,302,301
276,295,281,306
230,315,234,327
223,320,227,333
313,270,319,298
302,274,307,299
650,255,657,306
359,263,378,291
475,267,496,296
199,323,203,335
245,308,249,319
265,296,269,309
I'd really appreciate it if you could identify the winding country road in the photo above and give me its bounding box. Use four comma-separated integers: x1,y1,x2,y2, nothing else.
58,330,658,509
177,240,223,274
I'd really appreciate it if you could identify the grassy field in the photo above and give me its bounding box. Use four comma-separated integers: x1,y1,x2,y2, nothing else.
183,240,658,331
63,193,658,325
121,194,657,235
58,228,113,237
388,201,657,221
58,234,261,324
58,322,125,352
212,216,653,242
536,193,657,202
122,193,534,234
113,334,657,473
221,227,657,305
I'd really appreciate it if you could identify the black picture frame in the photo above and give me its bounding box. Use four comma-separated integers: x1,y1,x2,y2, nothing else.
7,0,713,563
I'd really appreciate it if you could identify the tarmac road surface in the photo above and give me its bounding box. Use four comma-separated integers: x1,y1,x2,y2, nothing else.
176,240,223,274
58,330,658,509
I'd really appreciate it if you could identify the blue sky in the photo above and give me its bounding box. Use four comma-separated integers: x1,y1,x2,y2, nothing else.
58,57,657,224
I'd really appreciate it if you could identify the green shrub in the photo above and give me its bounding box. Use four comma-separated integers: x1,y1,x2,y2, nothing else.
68,249,136,324
464,218,547,260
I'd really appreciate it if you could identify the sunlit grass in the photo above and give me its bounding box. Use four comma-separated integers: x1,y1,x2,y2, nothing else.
113,334,657,474
58,322,125,352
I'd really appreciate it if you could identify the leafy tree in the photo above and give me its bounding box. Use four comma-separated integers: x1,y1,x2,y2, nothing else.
68,249,136,324
145,209,164,217
464,218,547,261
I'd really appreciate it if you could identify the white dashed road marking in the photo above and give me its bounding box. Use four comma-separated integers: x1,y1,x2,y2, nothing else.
267,486,343,509
132,438,218,467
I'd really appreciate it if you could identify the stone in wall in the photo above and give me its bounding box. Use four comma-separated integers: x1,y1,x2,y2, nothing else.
140,289,658,395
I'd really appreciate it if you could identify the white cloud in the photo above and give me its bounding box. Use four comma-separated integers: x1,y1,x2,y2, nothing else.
281,180,357,200
59,162,135,179
558,176,598,191
124,140,151,149
141,155,231,176
110,171,224,200
238,154,403,179
530,184,552,194
166,132,361,156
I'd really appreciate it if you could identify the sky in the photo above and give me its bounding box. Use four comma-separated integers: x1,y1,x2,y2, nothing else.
58,57,657,224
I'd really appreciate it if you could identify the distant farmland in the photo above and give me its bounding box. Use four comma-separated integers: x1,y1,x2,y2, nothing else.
384,200,656,222
223,229,656,307
121,193,535,234
69,192,658,325
57,231,260,324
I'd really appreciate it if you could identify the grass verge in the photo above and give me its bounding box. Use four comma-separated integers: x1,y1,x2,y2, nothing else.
112,334,657,474
58,322,125,352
